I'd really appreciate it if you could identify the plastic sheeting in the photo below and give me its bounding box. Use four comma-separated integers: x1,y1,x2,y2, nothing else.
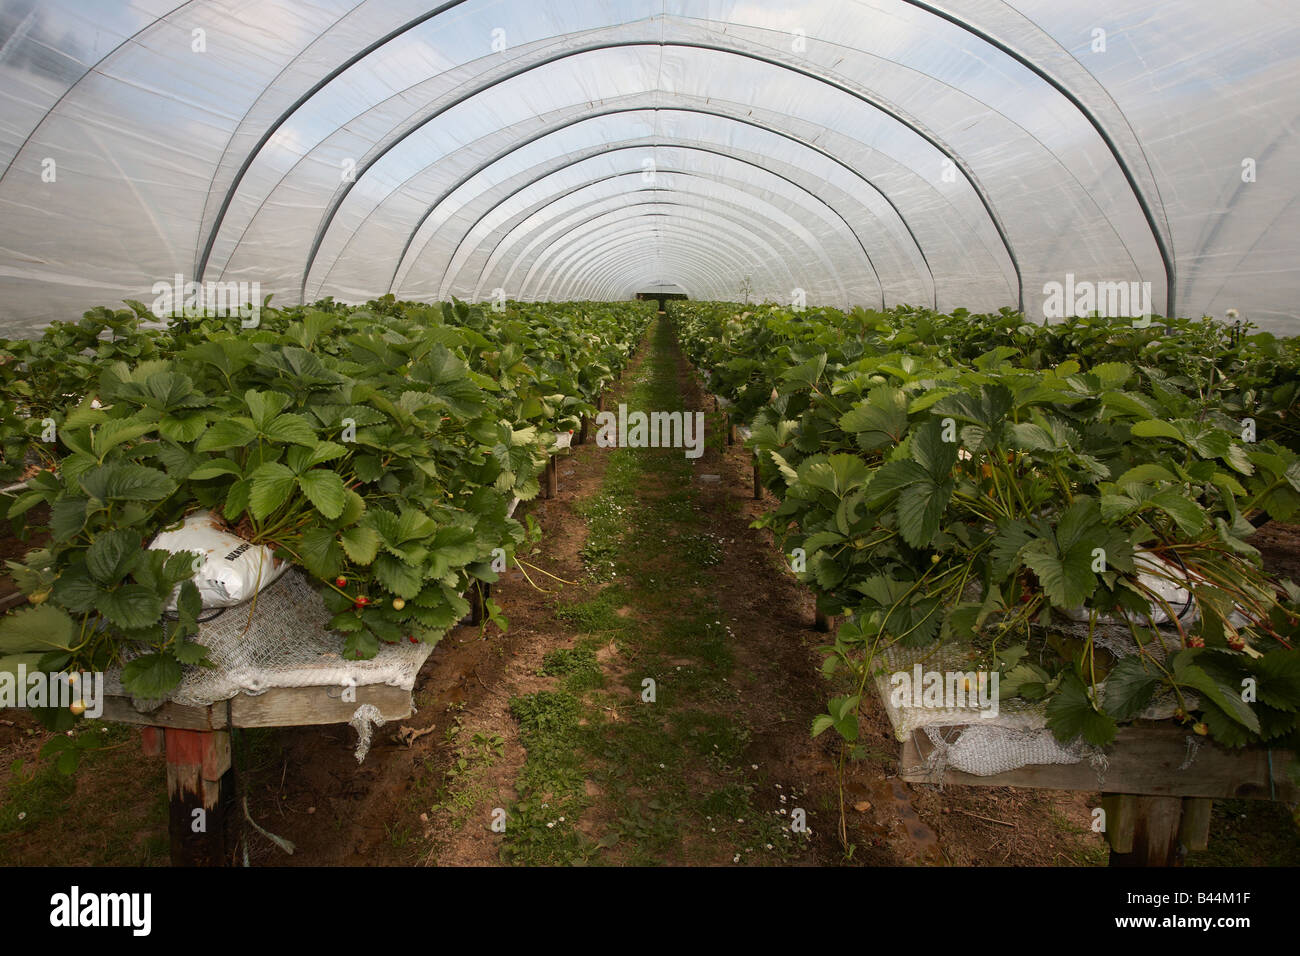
0,0,1296,334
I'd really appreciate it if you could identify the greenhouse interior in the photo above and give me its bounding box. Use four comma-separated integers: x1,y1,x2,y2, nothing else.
0,0,1297,894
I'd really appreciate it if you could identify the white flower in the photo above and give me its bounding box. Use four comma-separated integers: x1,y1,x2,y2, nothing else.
17,812,26,821
1227,308,1240,319
732,853,740,863
546,822,555,828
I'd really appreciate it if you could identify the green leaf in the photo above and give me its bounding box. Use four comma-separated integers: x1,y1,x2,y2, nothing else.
90,418,155,458
1131,419,1183,442
223,477,251,521
840,386,908,451
50,566,99,612
262,413,317,446
158,412,208,443
0,652,46,677
195,418,256,451
1102,656,1161,721
896,477,955,549
0,605,77,654
248,462,297,520
244,389,290,429
120,652,183,698
79,462,175,501
1046,672,1117,746
85,529,141,585
296,527,343,581
341,526,382,565
1175,660,1261,733
172,639,210,666
1148,488,1206,536
99,585,165,630
374,554,424,599
297,469,347,520
188,458,243,480
49,497,88,542
1253,651,1300,711
911,417,959,478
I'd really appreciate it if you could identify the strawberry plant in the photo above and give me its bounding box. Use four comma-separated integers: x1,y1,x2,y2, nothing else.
0,298,652,703
674,300,1300,752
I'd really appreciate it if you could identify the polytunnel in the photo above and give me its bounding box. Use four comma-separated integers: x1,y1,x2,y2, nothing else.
6,0,1300,880
0,0,1297,333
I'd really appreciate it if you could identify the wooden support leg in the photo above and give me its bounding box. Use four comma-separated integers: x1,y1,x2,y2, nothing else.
1178,797,1213,852
468,582,491,626
141,725,165,757
577,415,589,446
752,454,762,500
164,728,233,867
814,609,836,632
726,413,735,446
546,454,559,498
1105,794,1187,866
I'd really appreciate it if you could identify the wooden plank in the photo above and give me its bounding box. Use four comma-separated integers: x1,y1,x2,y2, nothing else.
100,682,414,731
229,682,413,728
900,725,1296,801
99,696,227,730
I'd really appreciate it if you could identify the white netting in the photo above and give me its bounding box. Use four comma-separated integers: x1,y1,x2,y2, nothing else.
349,703,387,764
105,568,434,710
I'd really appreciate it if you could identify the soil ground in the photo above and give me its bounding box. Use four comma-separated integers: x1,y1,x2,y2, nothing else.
1,318,1297,866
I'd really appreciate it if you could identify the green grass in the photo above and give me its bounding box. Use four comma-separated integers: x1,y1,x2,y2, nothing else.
0,722,169,866
554,590,623,632
541,647,604,692
500,317,815,867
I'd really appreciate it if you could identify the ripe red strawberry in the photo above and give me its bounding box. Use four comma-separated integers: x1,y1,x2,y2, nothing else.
335,576,347,588
408,636,418,644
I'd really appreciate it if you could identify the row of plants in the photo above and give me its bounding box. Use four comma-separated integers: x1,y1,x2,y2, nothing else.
672,300,1300,752
0,297,653,707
